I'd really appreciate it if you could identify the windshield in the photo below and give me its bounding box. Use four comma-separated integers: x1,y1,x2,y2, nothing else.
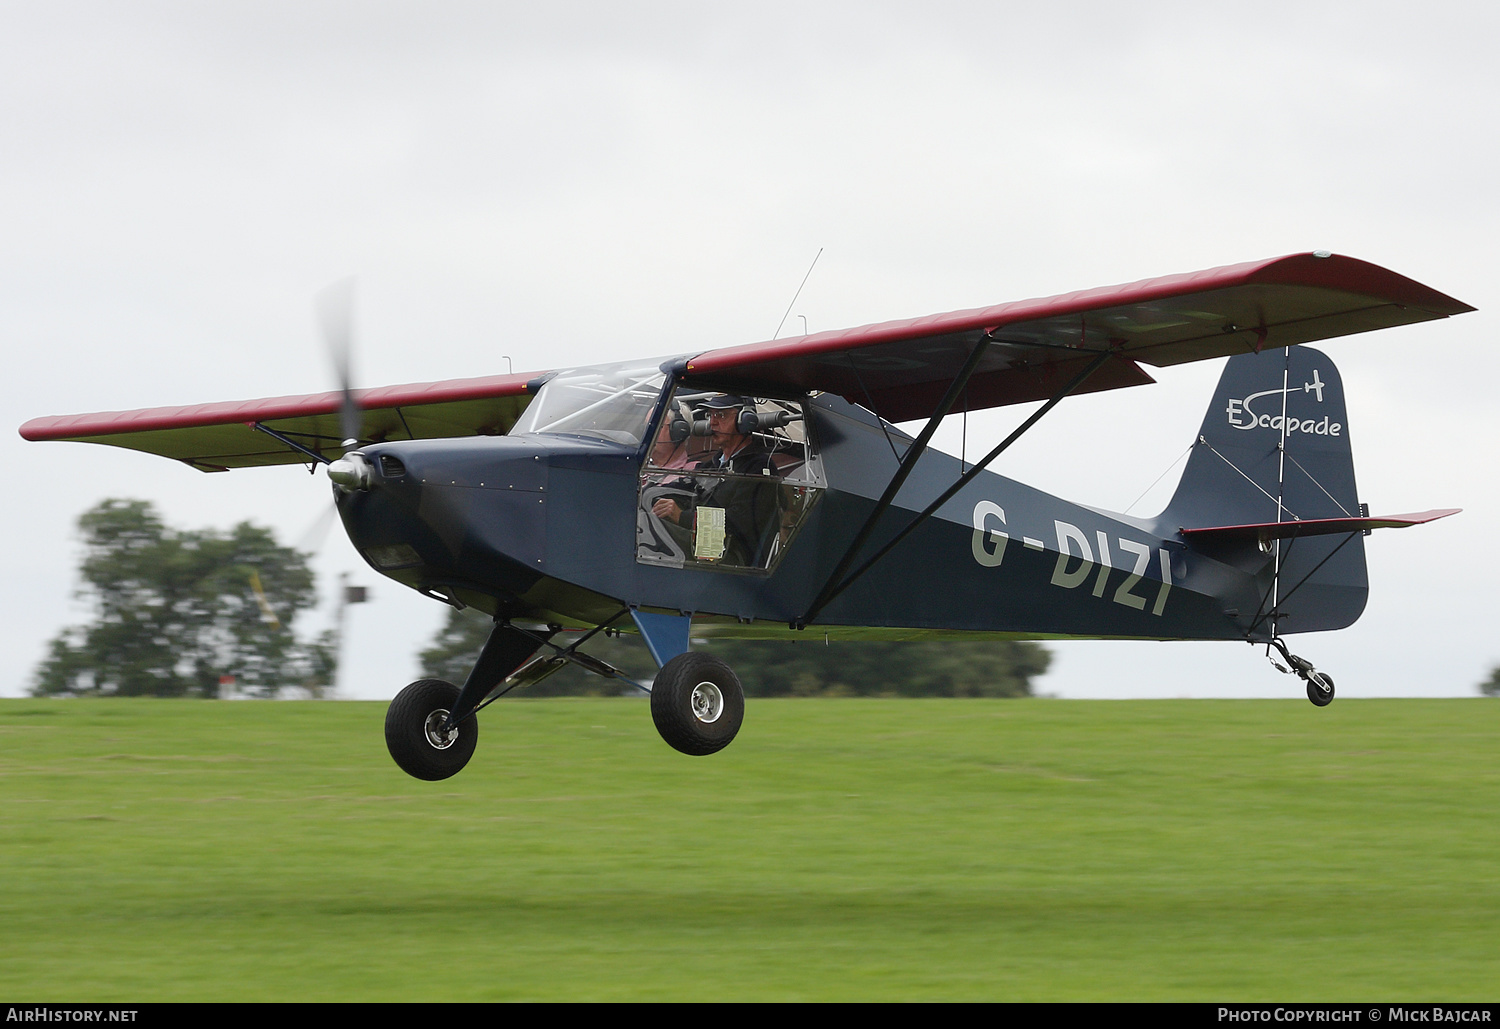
510,363,667,445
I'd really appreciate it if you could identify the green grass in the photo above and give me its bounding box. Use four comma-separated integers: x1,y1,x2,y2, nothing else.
1,697,1497,1000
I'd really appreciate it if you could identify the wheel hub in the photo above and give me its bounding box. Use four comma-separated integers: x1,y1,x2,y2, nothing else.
423,709,460,750
690,681,724,723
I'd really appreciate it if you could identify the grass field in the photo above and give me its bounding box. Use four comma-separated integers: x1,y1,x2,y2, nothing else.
1,696,1497,1001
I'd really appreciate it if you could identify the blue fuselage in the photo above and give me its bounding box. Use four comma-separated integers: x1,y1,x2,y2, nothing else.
336,390,1356,643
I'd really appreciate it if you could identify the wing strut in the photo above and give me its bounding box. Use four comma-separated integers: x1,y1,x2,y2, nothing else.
250,422,336,465
795,348,1116,629
795,336,993,628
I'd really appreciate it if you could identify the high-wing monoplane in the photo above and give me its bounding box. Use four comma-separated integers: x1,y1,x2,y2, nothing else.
21,252,1472,779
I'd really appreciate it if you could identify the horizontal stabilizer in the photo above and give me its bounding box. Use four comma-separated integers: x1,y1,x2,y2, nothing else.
1180,508,1460,545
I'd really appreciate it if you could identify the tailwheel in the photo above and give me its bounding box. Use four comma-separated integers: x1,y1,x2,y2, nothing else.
385,678,479,780
650,652,744,756
1267,638,1336,709
1306,671,1335,707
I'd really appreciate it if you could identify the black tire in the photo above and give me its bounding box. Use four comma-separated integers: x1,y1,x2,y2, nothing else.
650,652,744,756
1306,672,1335,707
385,678,478,780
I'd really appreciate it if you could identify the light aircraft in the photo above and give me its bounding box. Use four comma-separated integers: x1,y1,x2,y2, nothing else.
20,252,1472,780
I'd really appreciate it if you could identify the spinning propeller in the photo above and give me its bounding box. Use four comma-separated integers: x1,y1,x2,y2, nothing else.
316,277,362,451
318,279,374,490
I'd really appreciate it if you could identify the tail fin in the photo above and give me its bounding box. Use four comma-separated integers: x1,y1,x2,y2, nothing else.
1160,346,1368,635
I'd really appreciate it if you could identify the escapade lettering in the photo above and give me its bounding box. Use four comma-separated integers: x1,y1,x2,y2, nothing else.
1225,369,1342,436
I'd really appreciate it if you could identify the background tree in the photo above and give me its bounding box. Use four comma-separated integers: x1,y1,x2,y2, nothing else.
419,607,1049,698
33,499,335,698
1481,667,1500,697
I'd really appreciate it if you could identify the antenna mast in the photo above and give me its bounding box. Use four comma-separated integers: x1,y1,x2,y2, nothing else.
772,248,823,339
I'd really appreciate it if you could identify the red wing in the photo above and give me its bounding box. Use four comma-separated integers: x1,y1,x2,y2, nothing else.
19,253,1474,470
19,372,535,471
681,253,1474,423
1179,509,1461,545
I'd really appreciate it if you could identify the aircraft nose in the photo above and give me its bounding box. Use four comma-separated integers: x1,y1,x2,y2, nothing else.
335,436,554,598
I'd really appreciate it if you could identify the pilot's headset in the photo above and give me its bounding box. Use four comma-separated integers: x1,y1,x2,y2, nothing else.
669,400,704,442
736,402,797,435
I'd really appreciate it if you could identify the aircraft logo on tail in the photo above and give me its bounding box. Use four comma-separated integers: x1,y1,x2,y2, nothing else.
1225,370,1341,436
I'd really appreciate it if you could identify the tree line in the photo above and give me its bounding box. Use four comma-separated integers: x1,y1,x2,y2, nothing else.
33,499,1054,699
48,498,1500,699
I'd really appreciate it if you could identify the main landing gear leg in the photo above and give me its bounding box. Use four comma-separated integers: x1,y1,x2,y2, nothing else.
1267,637,1336,707
384,621,555,780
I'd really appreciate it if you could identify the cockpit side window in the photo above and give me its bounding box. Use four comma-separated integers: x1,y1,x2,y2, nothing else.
637,389,823,573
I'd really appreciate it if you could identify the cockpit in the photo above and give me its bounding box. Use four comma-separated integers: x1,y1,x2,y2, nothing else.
636,384,823,574
511,362,824,575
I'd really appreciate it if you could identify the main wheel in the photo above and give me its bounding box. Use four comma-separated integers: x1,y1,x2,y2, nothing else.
385,678,479,780
1306,671,1335,707
650,652,744,756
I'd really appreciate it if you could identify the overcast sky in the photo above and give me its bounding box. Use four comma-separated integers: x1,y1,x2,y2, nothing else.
3,1,1495,701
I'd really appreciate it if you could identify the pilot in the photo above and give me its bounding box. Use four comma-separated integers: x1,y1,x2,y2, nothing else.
651,395,782,567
